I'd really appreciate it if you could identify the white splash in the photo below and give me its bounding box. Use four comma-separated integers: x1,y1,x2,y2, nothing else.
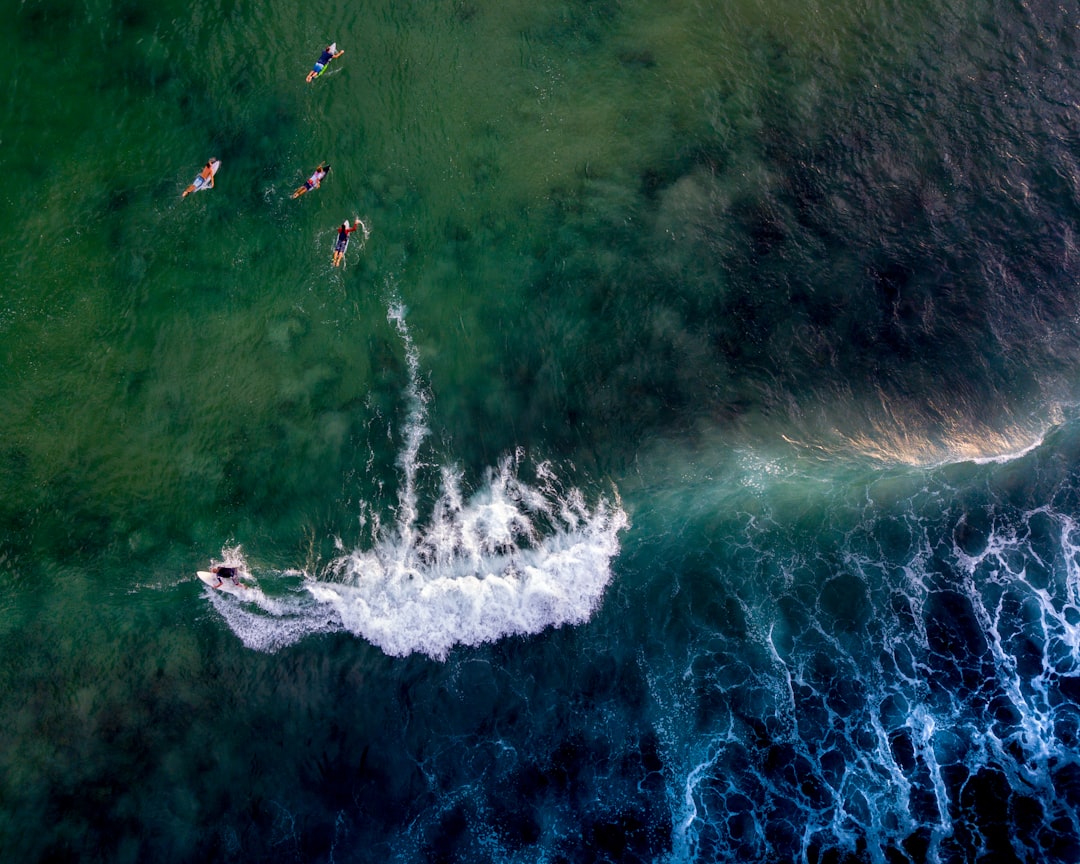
311,455,626,660
208,303,628,659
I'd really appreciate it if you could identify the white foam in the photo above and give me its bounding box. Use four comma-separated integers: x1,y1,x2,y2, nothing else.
207,583,343,653
310,456,627,659
207,304,628,659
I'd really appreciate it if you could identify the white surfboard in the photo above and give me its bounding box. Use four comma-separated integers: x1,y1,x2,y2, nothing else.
197,570,248,595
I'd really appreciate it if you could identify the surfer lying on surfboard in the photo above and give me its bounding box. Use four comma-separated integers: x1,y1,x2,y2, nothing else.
306,43,344,82
182,158,220,198
332,217,364,267
291,163,331,199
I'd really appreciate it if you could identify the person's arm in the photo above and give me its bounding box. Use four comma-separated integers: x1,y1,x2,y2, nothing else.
333,49,345,59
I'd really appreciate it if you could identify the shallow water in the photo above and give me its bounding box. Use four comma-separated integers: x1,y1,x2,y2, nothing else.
2,0,1080,861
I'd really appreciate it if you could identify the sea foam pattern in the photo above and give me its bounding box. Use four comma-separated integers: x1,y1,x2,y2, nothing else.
660,457,1080,864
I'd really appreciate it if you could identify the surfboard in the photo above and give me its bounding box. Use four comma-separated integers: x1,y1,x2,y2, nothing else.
197,570,248,595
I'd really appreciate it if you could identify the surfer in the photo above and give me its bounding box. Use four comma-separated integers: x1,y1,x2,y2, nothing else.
182,158,219,198
291,163,331,199
306,43,344,82
332,217,363,267
210,564,243,588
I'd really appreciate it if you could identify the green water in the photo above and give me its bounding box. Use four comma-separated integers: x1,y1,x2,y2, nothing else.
1,0,942,572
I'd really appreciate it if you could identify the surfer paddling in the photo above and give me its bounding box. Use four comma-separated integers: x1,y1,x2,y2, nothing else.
182,158,220,198
332,217,366,267
291,163,331,199
306,43,344,82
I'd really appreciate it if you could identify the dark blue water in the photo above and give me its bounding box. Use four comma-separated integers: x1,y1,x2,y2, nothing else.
2,0,1080,861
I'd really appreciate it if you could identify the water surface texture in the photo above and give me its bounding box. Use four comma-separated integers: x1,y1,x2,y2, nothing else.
2,0,1080,861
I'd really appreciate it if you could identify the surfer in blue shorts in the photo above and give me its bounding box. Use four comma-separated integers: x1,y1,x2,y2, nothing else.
306,43,344,82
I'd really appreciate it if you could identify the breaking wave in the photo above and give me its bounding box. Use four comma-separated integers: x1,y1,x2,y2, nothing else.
206,303,627,659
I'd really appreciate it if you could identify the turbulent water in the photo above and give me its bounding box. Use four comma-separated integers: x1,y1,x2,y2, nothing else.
2,0,1080,861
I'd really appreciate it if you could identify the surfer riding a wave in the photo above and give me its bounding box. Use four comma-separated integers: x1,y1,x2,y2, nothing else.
212,565,241,588
200,563,247,590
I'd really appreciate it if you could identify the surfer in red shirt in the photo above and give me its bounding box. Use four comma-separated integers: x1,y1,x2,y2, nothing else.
332,218,364,267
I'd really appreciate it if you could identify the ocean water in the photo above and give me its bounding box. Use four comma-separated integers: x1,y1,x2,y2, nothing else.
2,0,1080,861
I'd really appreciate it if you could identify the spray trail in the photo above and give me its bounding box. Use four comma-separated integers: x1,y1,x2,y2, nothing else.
387,301,427,550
